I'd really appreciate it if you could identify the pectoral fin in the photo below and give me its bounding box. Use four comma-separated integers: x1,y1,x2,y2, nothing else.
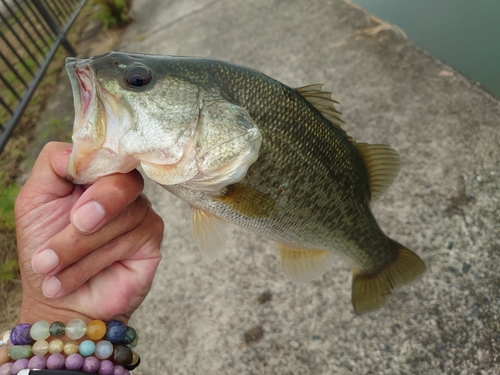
351,241,425,315
279,244,337,282
191,207,230,263
216,183,277,218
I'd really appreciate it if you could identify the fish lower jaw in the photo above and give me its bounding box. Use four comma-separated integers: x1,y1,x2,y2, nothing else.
67,146,140,184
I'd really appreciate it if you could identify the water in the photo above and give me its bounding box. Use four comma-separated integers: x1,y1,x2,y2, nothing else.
353,0,500,98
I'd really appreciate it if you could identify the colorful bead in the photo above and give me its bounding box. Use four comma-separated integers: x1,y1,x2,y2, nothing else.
95,340,113,360
30,321,50,341
112,345,132,365
0,331,11,348
87,320,106,341
98,359,114,375
28,354,47,370
79,340,96,357
124,352,140,371
11,358,28,375
10,324,32,345
32,340,49,356
46,353,65,370
122,327,137,346
48,339,64,354
82,356,100,373
49,321,65,337
66,318,87,340
113,365,125,375
65,353,83,371
8,345,32,360
104,321,126,344
0,362,12,375
63,339,79,355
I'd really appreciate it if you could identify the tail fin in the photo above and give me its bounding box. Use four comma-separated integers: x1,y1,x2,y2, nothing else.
351,241,425,315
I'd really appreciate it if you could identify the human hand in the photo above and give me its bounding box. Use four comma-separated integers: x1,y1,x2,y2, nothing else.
14,142,164,324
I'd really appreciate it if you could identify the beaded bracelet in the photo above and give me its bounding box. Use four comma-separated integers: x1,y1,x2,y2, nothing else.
0,319,140,375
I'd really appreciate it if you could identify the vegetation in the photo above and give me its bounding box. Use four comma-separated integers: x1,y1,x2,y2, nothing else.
0,179,19,231
97,0,134,29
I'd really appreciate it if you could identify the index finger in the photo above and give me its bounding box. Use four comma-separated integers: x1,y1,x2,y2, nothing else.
15,142,77,220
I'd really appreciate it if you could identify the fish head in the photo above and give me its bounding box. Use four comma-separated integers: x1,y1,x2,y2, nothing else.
66,52,261,193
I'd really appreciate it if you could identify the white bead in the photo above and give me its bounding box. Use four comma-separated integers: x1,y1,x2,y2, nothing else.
65,318,87,340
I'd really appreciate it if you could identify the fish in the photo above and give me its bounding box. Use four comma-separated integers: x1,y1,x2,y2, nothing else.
65,51,425,315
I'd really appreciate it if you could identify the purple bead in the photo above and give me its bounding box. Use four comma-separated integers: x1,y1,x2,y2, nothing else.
82,356,100,373
46,353,65,370
28,355,47,369
65,353,84,370
11,359,28,375
124,369,130,375
113,365,125,375
104,320,126,343
0,362,13,375
98,360,114,375
10,324,33,345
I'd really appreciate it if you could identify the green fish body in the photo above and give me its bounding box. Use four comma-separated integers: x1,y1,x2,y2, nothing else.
66,52,425,314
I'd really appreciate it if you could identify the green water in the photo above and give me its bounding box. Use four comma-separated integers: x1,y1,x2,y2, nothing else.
353,0,500,98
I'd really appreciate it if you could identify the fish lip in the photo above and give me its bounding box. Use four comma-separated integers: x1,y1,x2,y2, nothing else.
65,57,96,126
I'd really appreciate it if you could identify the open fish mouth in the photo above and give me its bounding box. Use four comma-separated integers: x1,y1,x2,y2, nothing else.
65,57,140,184
66,57,95,125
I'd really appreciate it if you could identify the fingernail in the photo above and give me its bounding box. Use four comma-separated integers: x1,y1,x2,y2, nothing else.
42,276,61,298
73,201,105,233
32,249,59,275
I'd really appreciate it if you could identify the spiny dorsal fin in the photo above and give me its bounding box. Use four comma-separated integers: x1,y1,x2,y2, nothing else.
278,244,337,282
351,240,425,315
354,143,400,201
296,84,345,129
191,207,230,263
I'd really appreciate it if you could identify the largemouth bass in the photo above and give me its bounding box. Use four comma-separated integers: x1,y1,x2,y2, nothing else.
65,51,425,315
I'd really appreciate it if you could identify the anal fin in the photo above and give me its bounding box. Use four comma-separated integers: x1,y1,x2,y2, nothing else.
351,241,425,315
191,207,231,263
279,244,337,282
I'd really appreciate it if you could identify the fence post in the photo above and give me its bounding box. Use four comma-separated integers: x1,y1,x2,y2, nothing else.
32,0,77,56
0,0,88,154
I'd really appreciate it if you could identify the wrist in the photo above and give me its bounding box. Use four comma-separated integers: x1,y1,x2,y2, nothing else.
18,297,130,327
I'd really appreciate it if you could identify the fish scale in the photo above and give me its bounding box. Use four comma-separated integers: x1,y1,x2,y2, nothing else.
66,51,425,314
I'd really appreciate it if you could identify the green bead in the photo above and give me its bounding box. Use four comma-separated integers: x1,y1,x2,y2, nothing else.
122,327,137,345
49,321,65,337
30,321,50,340
8,345,32,360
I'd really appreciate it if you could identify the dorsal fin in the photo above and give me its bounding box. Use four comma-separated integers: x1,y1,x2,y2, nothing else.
296,85,399,201
296,84,345,129
354,143,400,201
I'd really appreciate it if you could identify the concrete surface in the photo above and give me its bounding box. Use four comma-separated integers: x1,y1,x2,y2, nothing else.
33,0,500,374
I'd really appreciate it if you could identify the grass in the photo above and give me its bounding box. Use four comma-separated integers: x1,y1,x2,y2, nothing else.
0,179,19,231
41,116,74,143
97,0,134,30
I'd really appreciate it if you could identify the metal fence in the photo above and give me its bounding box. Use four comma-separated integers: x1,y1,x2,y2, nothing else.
0,0,88,154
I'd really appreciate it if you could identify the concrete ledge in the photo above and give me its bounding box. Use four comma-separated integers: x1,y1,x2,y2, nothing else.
37,0,499,373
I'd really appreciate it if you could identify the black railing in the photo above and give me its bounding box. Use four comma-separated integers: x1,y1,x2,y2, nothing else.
0,0,88,154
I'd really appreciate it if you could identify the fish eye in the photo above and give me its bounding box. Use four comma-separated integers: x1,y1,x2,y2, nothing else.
124,66,153,88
